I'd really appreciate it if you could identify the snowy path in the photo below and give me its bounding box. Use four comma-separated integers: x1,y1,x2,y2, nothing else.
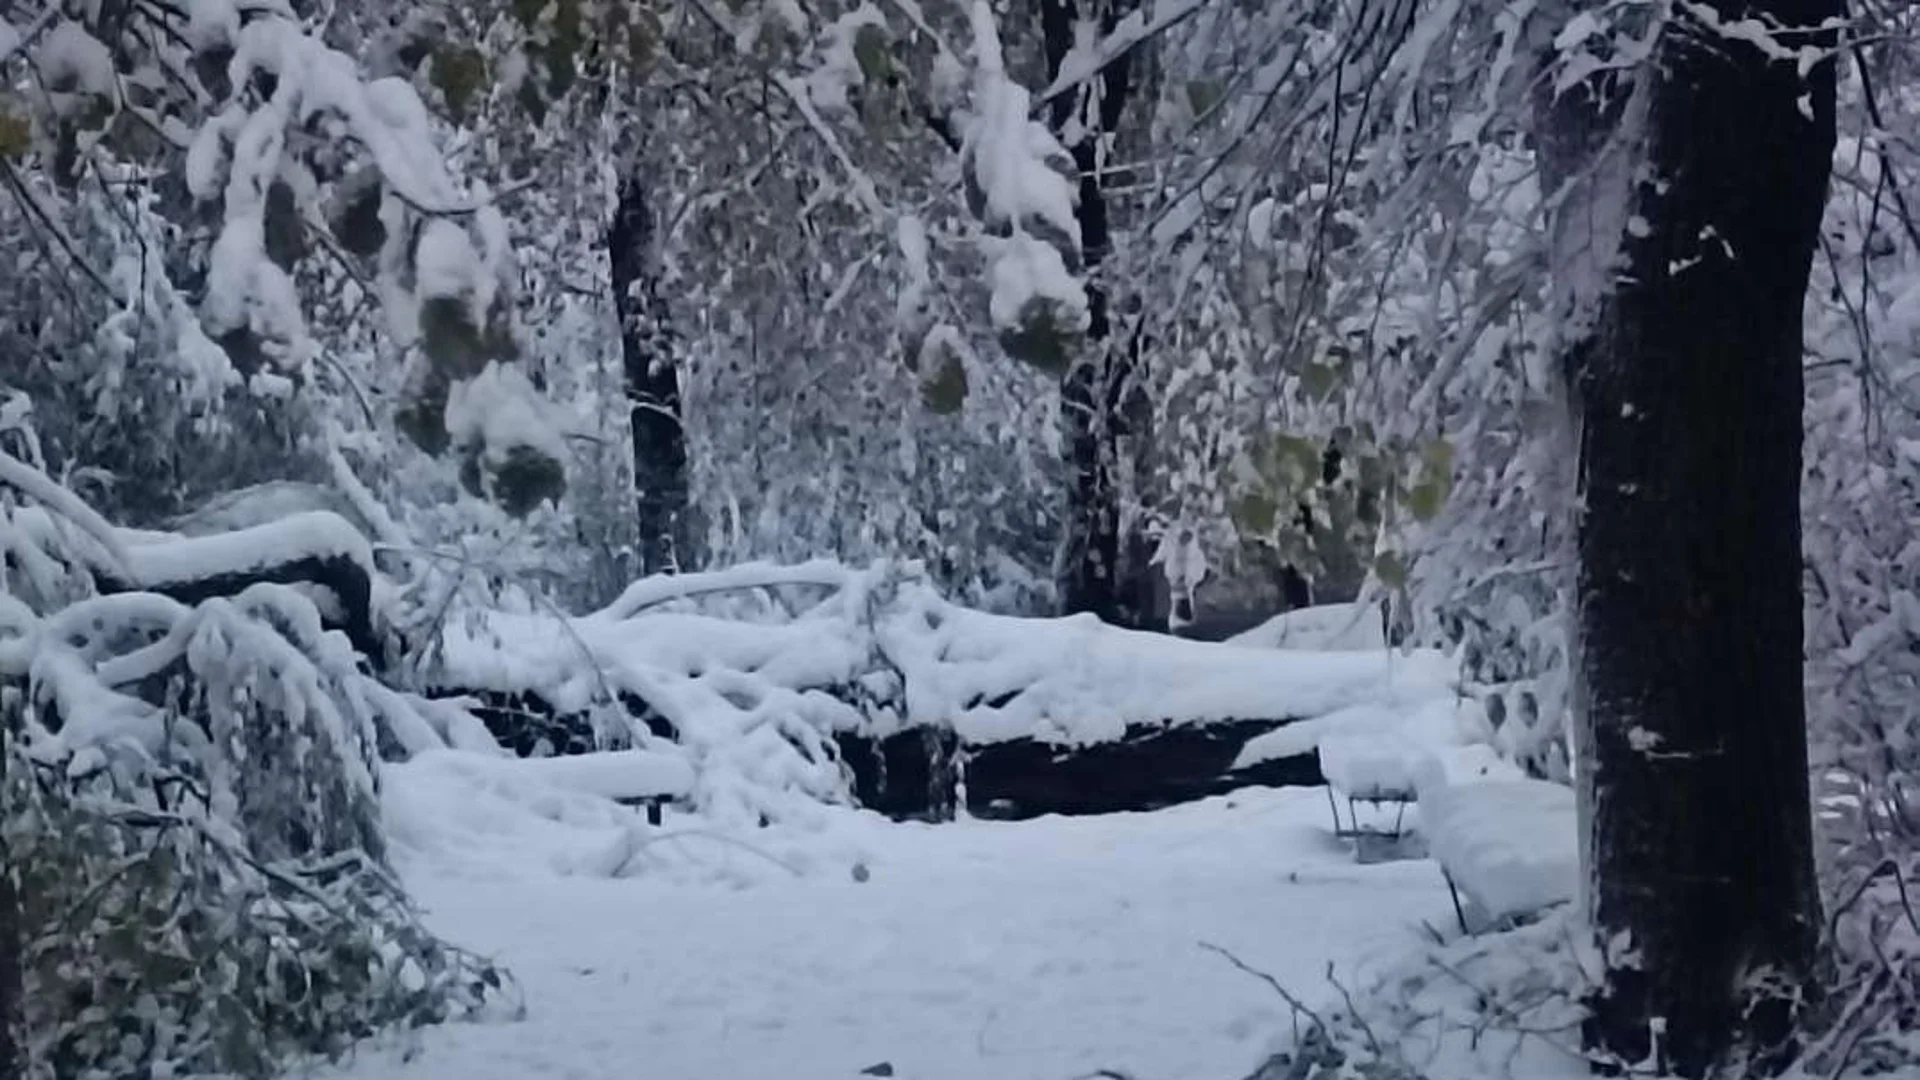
324,788,1455,1080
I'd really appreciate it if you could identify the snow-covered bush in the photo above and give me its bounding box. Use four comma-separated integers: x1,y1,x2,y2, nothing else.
0,414,510,1078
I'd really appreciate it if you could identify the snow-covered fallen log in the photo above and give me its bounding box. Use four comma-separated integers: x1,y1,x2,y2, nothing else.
99,511,390,667
427,561,1468,823
884,602,1458,747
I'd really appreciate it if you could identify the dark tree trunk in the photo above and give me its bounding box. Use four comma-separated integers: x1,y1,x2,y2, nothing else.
0,723,18,1080
1042,0,1149,628
609,176,692,576
1544,2,1839,1074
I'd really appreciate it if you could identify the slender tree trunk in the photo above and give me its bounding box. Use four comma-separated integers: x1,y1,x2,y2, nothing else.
1042,0,1147,628
1543,2,1839,1074
609,175,692,576
0,723,19,1080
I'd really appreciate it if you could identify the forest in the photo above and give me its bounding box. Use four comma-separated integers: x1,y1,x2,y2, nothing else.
1,0,1917,1077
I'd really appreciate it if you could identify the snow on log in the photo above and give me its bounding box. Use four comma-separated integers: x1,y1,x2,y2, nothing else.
98,511,388,667
888,605,1458,747
426,561,1468,823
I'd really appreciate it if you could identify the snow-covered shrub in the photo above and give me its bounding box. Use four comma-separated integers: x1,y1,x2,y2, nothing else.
0,423,511,1079
1235,914,1593,1080
4,749,509,1080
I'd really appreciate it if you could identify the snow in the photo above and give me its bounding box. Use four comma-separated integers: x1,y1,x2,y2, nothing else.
1421,778,1579,925
185,0,241,51
912,610,1458,746
1305,697,1498,799
986,234,1088,339
415,219,481,301
118,509,375,587
1226,602,1385,651
801,5,885,115
444,363,570,466
321,783,1459,1080
36,21,114,97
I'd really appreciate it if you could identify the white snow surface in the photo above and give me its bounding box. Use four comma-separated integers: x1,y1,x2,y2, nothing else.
1226,602,1386,651
323,780,1464,1080
1310,697,1497,799
118,509,374,586
1421,778,1579,924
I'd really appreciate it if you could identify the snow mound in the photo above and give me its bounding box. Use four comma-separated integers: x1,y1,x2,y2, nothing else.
1421,779,1578,924
1233,692,1486,776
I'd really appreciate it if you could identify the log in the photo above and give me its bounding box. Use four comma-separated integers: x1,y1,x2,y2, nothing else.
835,717,1323,821
97,512,390,670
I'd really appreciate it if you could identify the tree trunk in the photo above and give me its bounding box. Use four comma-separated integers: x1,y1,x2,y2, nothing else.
1043,0,1148,628
609,175,692,576
0,723,19,1080
1545,3,1839,1075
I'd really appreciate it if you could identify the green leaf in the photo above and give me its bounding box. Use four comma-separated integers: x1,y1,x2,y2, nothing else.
1406,438,1454,522
919,348,968,415
1374,550,1407,589
1231,492,1277,536
431,46,489,123
1265,432,1320,491
1406,478,1445,523
997,297,1080,375
853,23,891,84
0,110,30,159
1185,79,1223,117
1299,360,1338,402
487,443,567,517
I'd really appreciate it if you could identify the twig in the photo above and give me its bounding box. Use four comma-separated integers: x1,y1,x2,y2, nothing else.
1198,940,1330,1035
617,826,803,876
0,5,59,66
1324,961,1383,1058
0,160,118,296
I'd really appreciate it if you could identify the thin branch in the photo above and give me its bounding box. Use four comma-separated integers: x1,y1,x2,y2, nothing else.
0,160,117,296
1198,940,1331,1034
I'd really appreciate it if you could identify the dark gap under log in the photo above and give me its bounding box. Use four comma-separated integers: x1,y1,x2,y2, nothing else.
835,718,1323,821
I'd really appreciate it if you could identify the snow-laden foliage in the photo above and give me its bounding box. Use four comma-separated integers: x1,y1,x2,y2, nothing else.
0,412,510,1079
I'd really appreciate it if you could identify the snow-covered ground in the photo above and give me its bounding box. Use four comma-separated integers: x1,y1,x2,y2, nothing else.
322,781,1459,1080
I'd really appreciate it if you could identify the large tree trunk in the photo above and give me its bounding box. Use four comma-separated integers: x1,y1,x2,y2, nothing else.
1042,0,1150,628
609,176,692,575
1544,2,1839,1074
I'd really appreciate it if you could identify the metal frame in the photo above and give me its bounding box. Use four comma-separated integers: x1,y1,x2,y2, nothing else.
1323,785,1414,840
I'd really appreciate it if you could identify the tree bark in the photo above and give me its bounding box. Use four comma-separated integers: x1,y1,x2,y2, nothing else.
0,721,19,1080
609,175,692,576
1042,0,1149,628
1546,2,1839,1074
